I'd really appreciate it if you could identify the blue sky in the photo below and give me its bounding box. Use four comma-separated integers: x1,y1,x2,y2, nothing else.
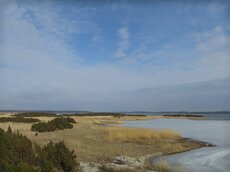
0,0,230,111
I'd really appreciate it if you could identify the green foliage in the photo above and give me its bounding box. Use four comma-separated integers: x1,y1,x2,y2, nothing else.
0,127,37,171
31,122,50,132
14,112,57,117
0,117,40,123
7,126,12,133
0,128,4,135
65,117,76,123
0,127,80,172
31,117,74,132
0,161,38,172
37,142,79,172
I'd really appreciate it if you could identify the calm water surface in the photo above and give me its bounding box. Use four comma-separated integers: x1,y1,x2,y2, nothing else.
124,118,230,172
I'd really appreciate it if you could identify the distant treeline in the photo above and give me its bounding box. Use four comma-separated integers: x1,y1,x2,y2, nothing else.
0,127,79,172
163,114,204,118
3,110,230,116
0,117,40,123
158,111,230,114
31,117,76,132
13,112,147,118
62,112,147,117
14,112,57,117
190,111,230,114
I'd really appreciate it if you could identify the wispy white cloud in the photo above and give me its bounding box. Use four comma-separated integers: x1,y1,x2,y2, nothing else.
0,1,229,111
117,23,230,83
114,26,130,58
193,24,230,77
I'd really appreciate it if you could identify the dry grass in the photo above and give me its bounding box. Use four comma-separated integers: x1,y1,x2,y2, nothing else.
0,122,32,131
93,120,123,125
151,160,171,172
146,159,187,172
0,122,36,139
0,113,14,118
0,116,205,163
162,143,184,152
99,164,138,172
27,116,56,122
105,127,181,142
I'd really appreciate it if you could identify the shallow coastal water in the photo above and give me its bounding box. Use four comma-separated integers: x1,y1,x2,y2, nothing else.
124,118,230,172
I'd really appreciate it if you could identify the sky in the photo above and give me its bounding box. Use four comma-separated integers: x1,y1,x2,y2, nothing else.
0,0,230,112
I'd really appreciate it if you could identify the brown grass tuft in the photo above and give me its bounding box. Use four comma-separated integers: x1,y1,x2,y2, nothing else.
105,127,181,142
145,159,188,172
162,143,184,152
150,159,171,172
93,120,123,125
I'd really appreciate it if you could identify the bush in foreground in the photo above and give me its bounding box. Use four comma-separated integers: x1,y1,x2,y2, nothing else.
37,141,79,172
31,117,75,132
0,127,36,172
0,127,79,172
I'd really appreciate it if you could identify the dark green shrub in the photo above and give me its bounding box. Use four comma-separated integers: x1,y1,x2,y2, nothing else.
38,142,79,172
0,161,39,172
0,128,4,135
31,122,50,132
49,118,73,130
31,117,74,132
66,117,76,123
0,127,37,171
0,127,80,172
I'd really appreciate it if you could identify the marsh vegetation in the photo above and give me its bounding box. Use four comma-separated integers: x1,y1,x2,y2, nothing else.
0,114,209,171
